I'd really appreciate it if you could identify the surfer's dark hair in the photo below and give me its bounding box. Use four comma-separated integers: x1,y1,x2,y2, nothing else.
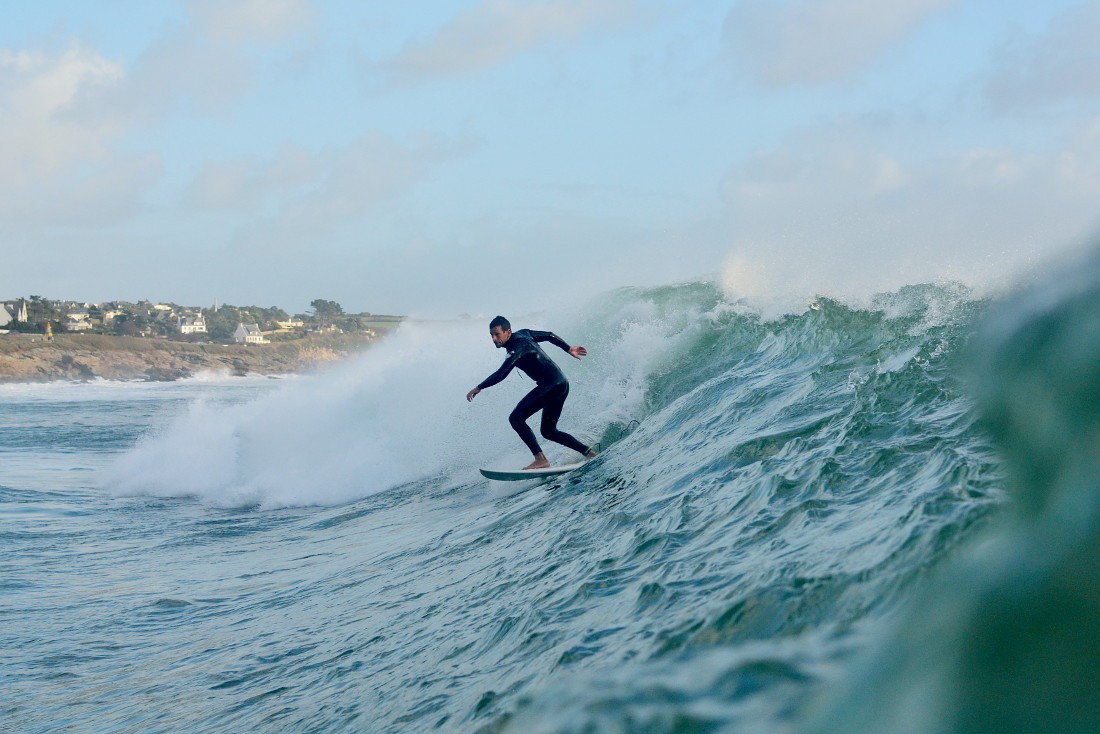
489,316,510,331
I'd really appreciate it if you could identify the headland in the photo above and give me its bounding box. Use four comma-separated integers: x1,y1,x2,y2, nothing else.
0,333,376,383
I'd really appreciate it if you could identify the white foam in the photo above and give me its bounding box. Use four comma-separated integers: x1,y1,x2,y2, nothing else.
105,303,688,508
0,373,281,403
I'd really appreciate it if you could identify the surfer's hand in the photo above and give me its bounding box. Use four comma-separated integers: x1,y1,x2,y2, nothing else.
466,387,480,402
569,346,587,359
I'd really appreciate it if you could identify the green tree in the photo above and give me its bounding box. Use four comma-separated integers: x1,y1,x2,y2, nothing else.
204,305,241,342
112,313,140,337
23,295,63,332
259,306,289,328
310,299,344,328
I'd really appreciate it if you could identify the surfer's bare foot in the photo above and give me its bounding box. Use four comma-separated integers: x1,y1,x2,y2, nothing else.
523,453,551,470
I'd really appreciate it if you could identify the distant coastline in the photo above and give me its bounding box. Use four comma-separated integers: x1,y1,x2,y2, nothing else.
0,332,378,383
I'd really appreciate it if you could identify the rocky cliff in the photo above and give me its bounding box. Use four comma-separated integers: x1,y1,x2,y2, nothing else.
0,334,373,382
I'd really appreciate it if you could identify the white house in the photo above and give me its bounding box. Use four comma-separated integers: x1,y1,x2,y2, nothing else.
234,323,266,345
65,311,92,331
178,312,207,334
274,317,305,331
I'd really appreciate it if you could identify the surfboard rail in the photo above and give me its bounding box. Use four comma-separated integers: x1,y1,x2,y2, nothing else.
479,461,587,481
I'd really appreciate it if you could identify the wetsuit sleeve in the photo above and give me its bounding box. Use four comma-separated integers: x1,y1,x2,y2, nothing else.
477,352,521,390
529,330,571,353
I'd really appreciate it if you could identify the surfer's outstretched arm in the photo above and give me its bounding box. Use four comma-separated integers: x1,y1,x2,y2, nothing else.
530,330,587,360
467,351,521,401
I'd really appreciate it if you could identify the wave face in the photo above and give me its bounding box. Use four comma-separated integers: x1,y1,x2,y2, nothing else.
4,280,1010,732
809,246,1100,734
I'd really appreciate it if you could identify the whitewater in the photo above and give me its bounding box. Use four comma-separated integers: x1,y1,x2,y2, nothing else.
4,259,1099,732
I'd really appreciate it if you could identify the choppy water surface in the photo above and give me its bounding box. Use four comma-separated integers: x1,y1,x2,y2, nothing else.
7,274,1072,732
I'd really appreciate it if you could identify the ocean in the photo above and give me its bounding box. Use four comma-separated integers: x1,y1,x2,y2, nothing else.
3,261,1098,733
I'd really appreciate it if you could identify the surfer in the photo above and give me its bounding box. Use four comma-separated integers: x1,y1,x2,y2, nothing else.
467,316,598,470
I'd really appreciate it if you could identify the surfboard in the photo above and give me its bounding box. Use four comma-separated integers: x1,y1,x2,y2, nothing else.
480,461,587,481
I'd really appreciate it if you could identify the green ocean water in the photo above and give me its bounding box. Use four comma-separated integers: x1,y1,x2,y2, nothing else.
3,260,1096,732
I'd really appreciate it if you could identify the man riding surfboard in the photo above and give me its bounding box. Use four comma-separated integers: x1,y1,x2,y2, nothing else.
467,316,597,470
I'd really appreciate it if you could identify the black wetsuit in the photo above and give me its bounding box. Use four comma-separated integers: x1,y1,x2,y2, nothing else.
477,329,590,457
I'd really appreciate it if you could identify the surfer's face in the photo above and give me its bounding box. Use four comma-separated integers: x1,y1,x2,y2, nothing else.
490,326,512,347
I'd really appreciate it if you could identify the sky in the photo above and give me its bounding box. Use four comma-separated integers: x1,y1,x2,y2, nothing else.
2,0,1099,317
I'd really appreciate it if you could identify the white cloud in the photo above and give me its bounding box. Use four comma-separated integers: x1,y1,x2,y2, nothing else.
0,1,316,212
0,46,162,230
719,116,1100,301
85,0,315,121
187,130,480,254
0,47,123,187
0,0,315,233
188,0,313,43
377,0,638,83
724,0,955,86
119,27,252,114
985,0,1100,112
0,0,314,232
186,146,319,213
274,133,453,230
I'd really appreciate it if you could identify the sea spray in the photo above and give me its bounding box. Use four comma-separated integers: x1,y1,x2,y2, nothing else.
107,320,495,506
105,298,703,507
